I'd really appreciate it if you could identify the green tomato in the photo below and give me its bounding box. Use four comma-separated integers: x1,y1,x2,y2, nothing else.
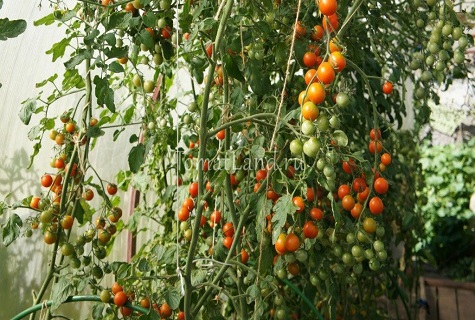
301,120,316,135
276,268,287,279
316,115,329,132
369,258,381,271
160,0,171,10
353,263,363,274
316,158,326,171
157,18,167,29
303,137,321,158
435,60,445,71
416,19,425,28
143,80,155,93
377,250,388,261
100,290,111,303
290,139,304,156
274,295,284,306
426,54,435,66
351,245,363,257
61,243,75,256
40,210,54,224
346,233,356,244
421,71,432,82
453,49,465,64
329,115,340,129
333,245,343,257
336,92,350,108
285,252,297,263
373,240,385,252
188,101,198,112
376,226,385,237
428,42,440,54
458,36,469,49
452,27,463,40
342,253,355,266
296,250,308,262
323,164,334,177
426,0,436,7
318,270,329,280
364,249,375,260
310,274,320,286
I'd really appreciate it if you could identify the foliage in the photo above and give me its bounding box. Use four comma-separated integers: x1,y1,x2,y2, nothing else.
417,138,475,278
0,0,473,319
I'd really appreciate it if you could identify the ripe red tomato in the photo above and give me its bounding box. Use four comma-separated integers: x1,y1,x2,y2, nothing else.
323,13,339,32
319,0,338,16
210,210,222,224
374,177,389,194
306,187,315,202
114,291,128,306
216,129,226,140
342,159,357,174
303,51,318,68
285,233,301,252
303,221,319,239
107,183,118,195
275,233,287,254
223,236,233,249
292,196,305,213
369,196,384,215
337,184,351,200
382,81,394,94
352,178,367,193
222,222,234,237
41,174,53,188
370,128,382,140
178,207,190,221
241,249,249,264
111,282,123,294
317,61,335,84
381,153,392,166
310,207,324,220
341,195,355,211
83,189,94,201
255,169,267,182
189,182,198,198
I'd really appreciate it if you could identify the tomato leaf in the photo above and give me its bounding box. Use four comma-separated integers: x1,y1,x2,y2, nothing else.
34,13,55,26
246,284,260,304
271,194,296,243
105,12,133,31
92,303,105,319
2,213,22,246
50,277,75,310
223,53,244,82
163,288,181,309
93,75,115,113
128,143,146,173
87,125,105,138
250,145,265,159
84,29,100,46
36,73,58,88
64,49,93,70
19,98,37,125
62,69,85,90
46,37,72,62
27,142,41,169
137,29,155,50
0,18,26,41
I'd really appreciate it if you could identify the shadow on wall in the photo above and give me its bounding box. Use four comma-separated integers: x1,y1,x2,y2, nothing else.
0,149,83,318
0,148,41,202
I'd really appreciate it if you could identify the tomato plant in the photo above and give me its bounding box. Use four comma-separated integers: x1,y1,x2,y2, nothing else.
0,0,472,319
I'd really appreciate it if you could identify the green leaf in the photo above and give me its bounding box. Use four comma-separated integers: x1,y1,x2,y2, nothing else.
161,40,174,60
34,13,55,26
108,61,124,73
84,29,100,46
137,29,155,50
271,194,295,243
142,11,156,27
0,200,7,216
163,288,181,309
87,125,105,138
64,49,93,70
106,11,133,30
250,145,265,159
36,73,58,88
93,75,115,112
46,37,71,62
0,18,26,41
246,284,260,304
223,53,244,82
51,277,75,310
74,201,85,224
27,143,41,169
19,98,37,125
2,213,22,246
92,303,105,319
62,69,85,90
128,143,146,173
100,32,116,46
137,258,150,272
0,1,3,9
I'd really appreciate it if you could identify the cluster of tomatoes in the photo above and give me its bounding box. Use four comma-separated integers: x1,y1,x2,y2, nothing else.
99,281,183,319
26,112,123,268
